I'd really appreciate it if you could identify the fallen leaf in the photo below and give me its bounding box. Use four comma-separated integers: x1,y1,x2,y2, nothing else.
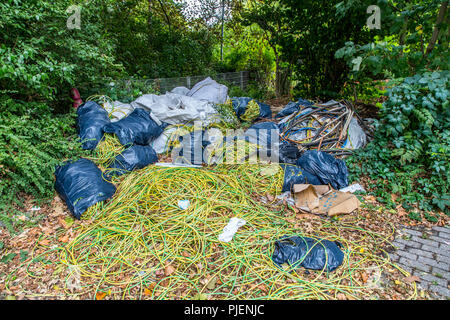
58,235,69,243
165,265,175,276
361,272,368,283
336,293,346,300
404,275,420,283
96,292,107,300
143,288,152,296
182,251,190,258
193,293,208,300
296,213,320,219
206,276,218,290
257,284,268,293
39,239,50,246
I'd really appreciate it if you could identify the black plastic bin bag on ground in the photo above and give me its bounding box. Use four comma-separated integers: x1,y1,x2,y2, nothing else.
274,98,314,119
272,235,344,272
77,101,111,150
173,130,210,165
54,159,116,219
103,108,163,146
296,151,348,190
231,97,272,121
279,141,301,165
281,164,307,192
106,145,158,178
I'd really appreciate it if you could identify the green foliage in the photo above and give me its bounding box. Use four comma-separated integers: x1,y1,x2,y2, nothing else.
0,0,124,108
101,0,217,79
346,71,449,217
335,0,449,99
240,0,373,99
84,80,159,104
0,98,86,231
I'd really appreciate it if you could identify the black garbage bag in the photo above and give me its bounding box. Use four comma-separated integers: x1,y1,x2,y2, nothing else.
272,235,344,272
173,130,209,165
279,141,301,165
54,159,116,219
106,145,158,178
231,97,272,121
274,98,314,119
77,101,111,150
296,151,348,190
103,108,163,146
243,122,280,159
281,164,307,192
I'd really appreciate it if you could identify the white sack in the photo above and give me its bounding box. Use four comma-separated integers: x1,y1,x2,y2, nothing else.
187,77,228,105
131,93,220,125
103,101,134,122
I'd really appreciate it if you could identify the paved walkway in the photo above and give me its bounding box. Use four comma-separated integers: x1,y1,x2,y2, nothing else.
389,225,450,299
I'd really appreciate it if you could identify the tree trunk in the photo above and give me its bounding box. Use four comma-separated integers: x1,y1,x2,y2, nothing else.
425,0,448,56
148,0,153,48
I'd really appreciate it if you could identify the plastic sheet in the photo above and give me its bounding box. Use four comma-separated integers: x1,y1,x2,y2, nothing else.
76,101,111,150
172,130,208,165
343,117,367,150
296,151,349,190
272,235,344,272
103,108,163,146
54,159,116,219
102,101,134,122
106,145,158,177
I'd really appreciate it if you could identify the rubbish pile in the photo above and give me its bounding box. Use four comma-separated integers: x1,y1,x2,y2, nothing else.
277,99,367,158
47,77,391,299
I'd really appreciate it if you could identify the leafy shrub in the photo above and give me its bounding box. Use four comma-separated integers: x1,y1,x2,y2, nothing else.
0,98,86,231
346,71,449,218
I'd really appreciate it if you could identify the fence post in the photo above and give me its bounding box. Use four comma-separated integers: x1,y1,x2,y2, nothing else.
187,77,191,89
240,71,244,90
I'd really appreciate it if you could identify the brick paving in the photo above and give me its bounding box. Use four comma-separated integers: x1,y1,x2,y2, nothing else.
389,225,450,299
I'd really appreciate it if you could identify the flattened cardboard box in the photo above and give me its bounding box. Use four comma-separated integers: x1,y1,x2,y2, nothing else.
293,184,360,216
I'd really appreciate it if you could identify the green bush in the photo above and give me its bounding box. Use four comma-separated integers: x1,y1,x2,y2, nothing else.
346,71,449,219
0,98,86,231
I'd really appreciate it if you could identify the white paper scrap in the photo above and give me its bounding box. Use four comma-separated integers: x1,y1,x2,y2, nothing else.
218,217,247,243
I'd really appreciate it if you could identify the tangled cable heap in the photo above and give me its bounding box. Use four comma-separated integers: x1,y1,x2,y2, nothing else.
13,160,417,300
6,100,416,300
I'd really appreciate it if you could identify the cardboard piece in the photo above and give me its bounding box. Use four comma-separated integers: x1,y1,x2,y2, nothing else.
293,184,319,211
293,184,360,216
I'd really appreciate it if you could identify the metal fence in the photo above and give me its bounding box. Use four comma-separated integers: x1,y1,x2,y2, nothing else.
114,71,250,94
